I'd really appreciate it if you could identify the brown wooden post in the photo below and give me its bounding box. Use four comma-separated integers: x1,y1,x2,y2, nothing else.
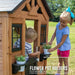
37,20,41,46
34,20,41,51
32,0,35,7
0,16,3,75
46,21,49,44
21,19,25,56
34,20,38,52
26,3,31,11
9,18,12,75
21,19,26,75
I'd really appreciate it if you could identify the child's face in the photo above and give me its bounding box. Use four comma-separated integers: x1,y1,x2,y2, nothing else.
27,39,33,43
60,17,68,27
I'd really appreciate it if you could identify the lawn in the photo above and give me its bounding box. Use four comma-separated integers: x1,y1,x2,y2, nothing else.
26,20,75,75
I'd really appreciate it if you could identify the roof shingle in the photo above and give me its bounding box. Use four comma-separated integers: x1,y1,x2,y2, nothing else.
0,0,23,12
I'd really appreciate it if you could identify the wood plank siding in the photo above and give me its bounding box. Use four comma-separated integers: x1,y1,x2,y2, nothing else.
0,23,3,75
0,18,2,23
0,14,9,75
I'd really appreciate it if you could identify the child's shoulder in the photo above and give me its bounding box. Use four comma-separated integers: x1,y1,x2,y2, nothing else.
25,42,31,47
64,26,69,31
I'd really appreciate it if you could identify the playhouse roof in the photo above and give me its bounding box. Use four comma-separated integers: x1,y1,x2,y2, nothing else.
0,0,53,18
0,0,23,12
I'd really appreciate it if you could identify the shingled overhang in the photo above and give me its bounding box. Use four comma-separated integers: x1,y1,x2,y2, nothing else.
0,0,53,18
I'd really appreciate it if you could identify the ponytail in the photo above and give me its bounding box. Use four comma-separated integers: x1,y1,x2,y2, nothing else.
70,18,74,25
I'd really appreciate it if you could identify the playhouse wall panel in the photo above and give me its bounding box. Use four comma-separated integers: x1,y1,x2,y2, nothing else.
9,18,25,75
0,64,3,74
0,23,3,74
0,18,2,23
0,35,2,40
0,51,2,56
1,16,9,75
0,72,3,75
0,24,2,35
0,41,2,57
12,51,22,63
0,58,3,63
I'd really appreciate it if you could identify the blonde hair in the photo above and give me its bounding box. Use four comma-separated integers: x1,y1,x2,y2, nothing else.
26,28,37,41
60,11,74,25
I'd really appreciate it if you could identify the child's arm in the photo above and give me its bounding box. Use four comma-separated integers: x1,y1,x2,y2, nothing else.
29,51,40,57
48,35,68,52
49,29,56,45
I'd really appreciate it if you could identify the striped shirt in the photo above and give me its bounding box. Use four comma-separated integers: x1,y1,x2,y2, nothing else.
14,39,20,48
25,42,32,61
14,39,32,62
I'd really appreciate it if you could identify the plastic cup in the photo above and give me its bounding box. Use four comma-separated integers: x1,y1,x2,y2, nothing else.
44,49,50,54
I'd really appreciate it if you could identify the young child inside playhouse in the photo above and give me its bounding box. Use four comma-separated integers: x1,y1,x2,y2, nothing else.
14,28,40,75
48,7,75,75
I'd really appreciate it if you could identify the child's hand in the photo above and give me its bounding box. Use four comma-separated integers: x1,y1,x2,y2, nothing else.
36,51,40,57
37,51,40,55
36,51,40,56
48,41,52,45
48,48,55,52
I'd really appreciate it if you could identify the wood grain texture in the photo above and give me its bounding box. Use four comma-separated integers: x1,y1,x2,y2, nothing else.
0,24,2,35
37,0,49,21
46,21,49,44
10,18,25,75
2,16,9,75
0,18,2,23
26,3,31,11
0,12,8,17
0,0,50,75
32,0,35,7
9,18,12,75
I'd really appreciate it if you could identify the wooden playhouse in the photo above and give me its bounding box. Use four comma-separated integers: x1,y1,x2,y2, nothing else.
0,0,53,75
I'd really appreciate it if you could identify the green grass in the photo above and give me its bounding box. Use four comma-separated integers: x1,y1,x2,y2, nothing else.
26,21,75,75
26,20,34,28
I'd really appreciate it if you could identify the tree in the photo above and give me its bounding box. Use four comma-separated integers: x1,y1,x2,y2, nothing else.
46,0,75,22
69,0,75,13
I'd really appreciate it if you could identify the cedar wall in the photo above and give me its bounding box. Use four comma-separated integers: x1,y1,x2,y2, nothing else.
0,13,9,75
0,18,3,75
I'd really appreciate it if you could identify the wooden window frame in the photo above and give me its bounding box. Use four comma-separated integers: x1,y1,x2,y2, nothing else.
40,24,46,45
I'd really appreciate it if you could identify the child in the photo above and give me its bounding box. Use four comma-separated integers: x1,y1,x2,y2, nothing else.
48,7,74,75
25,28,40,61
14,28,40,75
25,28,40,75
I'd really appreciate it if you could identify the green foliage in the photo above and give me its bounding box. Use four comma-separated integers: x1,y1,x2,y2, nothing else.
15,55,25,61
47,0,75,22
43,44,51,49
